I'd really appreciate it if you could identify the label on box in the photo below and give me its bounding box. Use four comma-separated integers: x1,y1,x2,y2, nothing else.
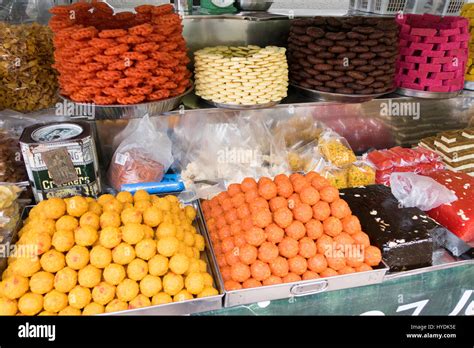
42,148,79,186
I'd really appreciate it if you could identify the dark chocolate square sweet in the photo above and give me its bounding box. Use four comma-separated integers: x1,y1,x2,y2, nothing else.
340,185,439,271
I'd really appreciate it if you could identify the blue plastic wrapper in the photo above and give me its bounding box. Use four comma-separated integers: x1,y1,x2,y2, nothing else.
121,174,185,194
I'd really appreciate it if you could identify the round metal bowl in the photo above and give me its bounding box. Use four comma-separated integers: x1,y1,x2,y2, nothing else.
292,84,396,103
235,0,273,11
58,86,193,120
396,87,461,99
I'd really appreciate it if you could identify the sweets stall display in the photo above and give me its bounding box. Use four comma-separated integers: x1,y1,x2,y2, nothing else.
0,1,473,316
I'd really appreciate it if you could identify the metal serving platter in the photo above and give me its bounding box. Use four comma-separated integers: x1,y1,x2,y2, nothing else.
464,81,474,91
202,98,282,110
396,87,461,99
222,261,389,308
59,85,194,120
292,84,396,103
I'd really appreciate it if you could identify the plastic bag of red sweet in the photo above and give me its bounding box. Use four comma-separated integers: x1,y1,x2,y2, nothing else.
48,1,192,105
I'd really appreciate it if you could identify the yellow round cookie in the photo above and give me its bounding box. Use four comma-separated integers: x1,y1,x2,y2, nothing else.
173,289,193,302
142,225,154,239
185,259,201,276
103,264,126,285
148,254,168,277
97,194,114,206
157,236,179,257
156,222,176,239
58,306,82,316
99,227,121,249
0,297,18,315
139,275,162,297
66,246,90,270
52,230,75,252
44,198,66,220
82,302,104,315
151,292,172,305
126,259,148,281
68,285,91,309
202,273,214,288
122,223,144,245
40,250,66,273
153,197,170,211
54,267,77,293
121,207,142,225
18,231,51,255
74,226,98,246
116,191,133,204
90,246,112,269
105,299,128,313
169,254,189,275
10,256,41,277
78,265,102,288
88,201,103,216
133,190,150,202
99,211,121,229
44,290,68,313
102,198,123,214
66,196,89,217
38,311,57,316
134,200,151,213
183,231,194,247
18,292,43,315
112,243,135,265
185,272,204,295
128,294,151,309
194,234,205,252
79,212,100,230
1,275,29,299
116,279,139,302
92,282,115,306
135,239,156,261
143,206,163,227
29,271,54,295
55,215,79,231
163,273,184,296
198,287,219,298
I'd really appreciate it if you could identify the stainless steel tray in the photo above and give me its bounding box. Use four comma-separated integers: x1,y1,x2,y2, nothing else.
464,81,474,91
396,87,461,99
292,84,395,103
201,98,282,110
9,196,224,316
109,198,224,315
222,262,389,308
59,85,194,120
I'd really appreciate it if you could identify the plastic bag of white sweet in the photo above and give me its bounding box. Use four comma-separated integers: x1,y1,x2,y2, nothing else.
390,172,458,211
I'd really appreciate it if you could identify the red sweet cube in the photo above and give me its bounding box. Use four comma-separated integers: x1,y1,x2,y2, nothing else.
428,85,450,92
419,63,442,73
405,56,428,64
439,28,461,36
367,150,397,171
425,36,449,44
426,170,474,242
410,42,434,50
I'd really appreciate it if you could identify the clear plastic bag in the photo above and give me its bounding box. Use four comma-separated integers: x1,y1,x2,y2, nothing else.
320,165,348,189
0,0,58,112
174,112,289,198
390,172,458,211
108,115,173,191
0,183,22,231
317,129,357,167
347,160,376,187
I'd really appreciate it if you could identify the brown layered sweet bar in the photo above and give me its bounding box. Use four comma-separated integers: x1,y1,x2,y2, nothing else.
288,16,398,95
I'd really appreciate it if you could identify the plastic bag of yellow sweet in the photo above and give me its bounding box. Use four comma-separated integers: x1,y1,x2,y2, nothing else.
317,130,357,167
320,165,349,189
347,161,376,187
